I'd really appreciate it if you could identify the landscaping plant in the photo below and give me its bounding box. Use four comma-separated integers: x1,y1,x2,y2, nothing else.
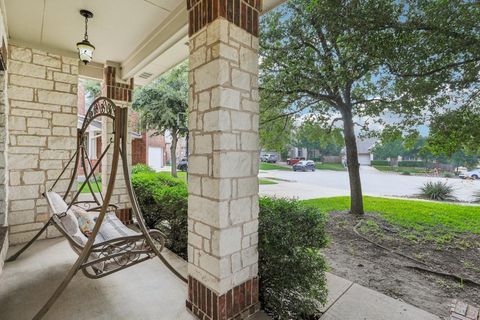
259,197,328,319
420,181,455,201
131,171,188,259
131,163,155,174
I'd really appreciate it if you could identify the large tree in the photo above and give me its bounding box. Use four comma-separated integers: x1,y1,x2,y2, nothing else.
133,62,188,178
260,0,479,214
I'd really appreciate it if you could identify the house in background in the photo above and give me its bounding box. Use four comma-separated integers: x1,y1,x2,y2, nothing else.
342,137,377,166
78,81,185,174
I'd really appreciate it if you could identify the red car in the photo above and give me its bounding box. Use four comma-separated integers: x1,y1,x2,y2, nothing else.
287,157,305,165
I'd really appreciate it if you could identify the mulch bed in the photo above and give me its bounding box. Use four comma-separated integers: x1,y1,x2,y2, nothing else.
323,211,480,319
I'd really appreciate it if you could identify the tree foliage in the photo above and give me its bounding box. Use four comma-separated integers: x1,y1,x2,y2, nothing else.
428,105,480,157
296,119,344,157
133,61,188,177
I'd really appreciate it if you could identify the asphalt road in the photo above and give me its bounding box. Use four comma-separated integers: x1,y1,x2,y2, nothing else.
259,166,479,202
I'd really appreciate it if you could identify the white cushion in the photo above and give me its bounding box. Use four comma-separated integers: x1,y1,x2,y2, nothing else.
45,191,68,215
99,213,139,241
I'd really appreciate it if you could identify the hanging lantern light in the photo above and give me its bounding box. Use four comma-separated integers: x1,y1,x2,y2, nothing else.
76,10,95,65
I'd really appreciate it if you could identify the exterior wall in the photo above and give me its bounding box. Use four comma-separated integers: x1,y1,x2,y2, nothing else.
7,44,78,244
0,72,7,226
186,0,261,317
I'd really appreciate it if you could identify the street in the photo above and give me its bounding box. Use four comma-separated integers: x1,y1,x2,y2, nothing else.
259,166,480,202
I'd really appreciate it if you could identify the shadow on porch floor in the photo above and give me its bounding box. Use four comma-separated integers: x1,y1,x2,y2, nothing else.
0,238,194,320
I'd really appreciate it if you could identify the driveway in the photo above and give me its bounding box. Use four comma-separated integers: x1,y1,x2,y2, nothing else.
259,166,479,202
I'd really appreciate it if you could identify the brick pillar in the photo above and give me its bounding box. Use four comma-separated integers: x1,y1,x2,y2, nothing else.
186,1,262,319
101,64,133,222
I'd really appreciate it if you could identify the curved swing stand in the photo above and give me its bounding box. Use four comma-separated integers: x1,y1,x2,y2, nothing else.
6,97,186,320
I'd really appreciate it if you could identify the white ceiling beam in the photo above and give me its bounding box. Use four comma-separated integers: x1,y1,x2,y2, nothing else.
121,3,188,80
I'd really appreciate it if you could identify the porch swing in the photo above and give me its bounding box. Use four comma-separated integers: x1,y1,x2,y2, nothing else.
6,97,186,320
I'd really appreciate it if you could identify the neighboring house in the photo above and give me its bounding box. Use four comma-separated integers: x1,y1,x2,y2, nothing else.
341,137,377,166
356,138,377,165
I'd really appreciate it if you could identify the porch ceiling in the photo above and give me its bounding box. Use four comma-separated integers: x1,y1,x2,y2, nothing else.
3,0,285,85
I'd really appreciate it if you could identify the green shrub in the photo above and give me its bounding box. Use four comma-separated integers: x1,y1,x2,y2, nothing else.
132,163,155,174
259,197,328,319
371,160,389,166
153,185,188,259
131,171,188,258
401,171,411,175
398,161,425,168
420,181,455,201
443,172,454,178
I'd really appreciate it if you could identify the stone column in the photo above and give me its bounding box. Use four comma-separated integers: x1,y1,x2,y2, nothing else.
101,64,133,222
186,1,262,319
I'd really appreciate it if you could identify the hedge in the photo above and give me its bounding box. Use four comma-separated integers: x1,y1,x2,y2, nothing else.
398,160,426,167
131,171,187,259
131,171,329,319
371,160,389,166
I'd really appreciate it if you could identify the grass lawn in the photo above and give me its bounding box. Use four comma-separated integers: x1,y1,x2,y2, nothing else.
315,163,346,171
259,178,278,185
259,163,291,171
302,196,480,243
373,165,428,174
77,181,102,193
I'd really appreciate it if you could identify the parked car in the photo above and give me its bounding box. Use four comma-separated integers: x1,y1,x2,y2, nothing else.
261,154,278,163
459,168,480,179
287,157,305,165
177,158,188,171
293,160,315,172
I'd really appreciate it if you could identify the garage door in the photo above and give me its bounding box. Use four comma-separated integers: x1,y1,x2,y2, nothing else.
358,154,371,166
148,147,164,171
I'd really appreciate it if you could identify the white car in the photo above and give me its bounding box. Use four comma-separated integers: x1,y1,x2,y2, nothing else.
459,168,480,179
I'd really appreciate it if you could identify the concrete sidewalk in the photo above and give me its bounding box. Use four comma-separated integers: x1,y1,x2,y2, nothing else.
321,273,440,320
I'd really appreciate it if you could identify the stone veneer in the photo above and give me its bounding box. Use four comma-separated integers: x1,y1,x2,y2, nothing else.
186,13,261,319
0,71,6,226
101,65,132,212
7,44,78,244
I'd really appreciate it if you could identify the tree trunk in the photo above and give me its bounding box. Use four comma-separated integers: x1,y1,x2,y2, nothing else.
342,108,364,215
171,131,178,178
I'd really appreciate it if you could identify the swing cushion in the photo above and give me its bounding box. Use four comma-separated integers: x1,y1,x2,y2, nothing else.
45,191,139,243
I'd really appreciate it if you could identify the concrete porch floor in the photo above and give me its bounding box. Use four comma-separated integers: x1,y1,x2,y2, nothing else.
0,238,194,320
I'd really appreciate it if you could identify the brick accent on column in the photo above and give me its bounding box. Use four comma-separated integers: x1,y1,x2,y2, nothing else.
101,65,133,212
187,0,261,319
187,0,262,37
102,66,134,102
187,276,259,320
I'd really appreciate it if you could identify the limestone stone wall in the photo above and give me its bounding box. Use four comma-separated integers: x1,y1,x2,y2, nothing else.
0,72,6,226
7,44,78,244
187,18,260,295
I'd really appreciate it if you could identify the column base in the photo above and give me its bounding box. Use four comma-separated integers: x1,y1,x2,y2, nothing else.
186,276,260,320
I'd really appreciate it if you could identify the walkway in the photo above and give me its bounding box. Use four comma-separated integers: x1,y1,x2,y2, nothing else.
322,273,440,320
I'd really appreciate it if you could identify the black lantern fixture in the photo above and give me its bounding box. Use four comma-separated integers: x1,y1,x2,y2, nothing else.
76,10,95,65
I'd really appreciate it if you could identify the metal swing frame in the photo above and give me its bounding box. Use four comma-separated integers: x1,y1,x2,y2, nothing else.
6,97,186,320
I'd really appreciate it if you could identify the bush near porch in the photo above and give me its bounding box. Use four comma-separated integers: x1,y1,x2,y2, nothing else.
131,164,329,319
131,169,188,259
